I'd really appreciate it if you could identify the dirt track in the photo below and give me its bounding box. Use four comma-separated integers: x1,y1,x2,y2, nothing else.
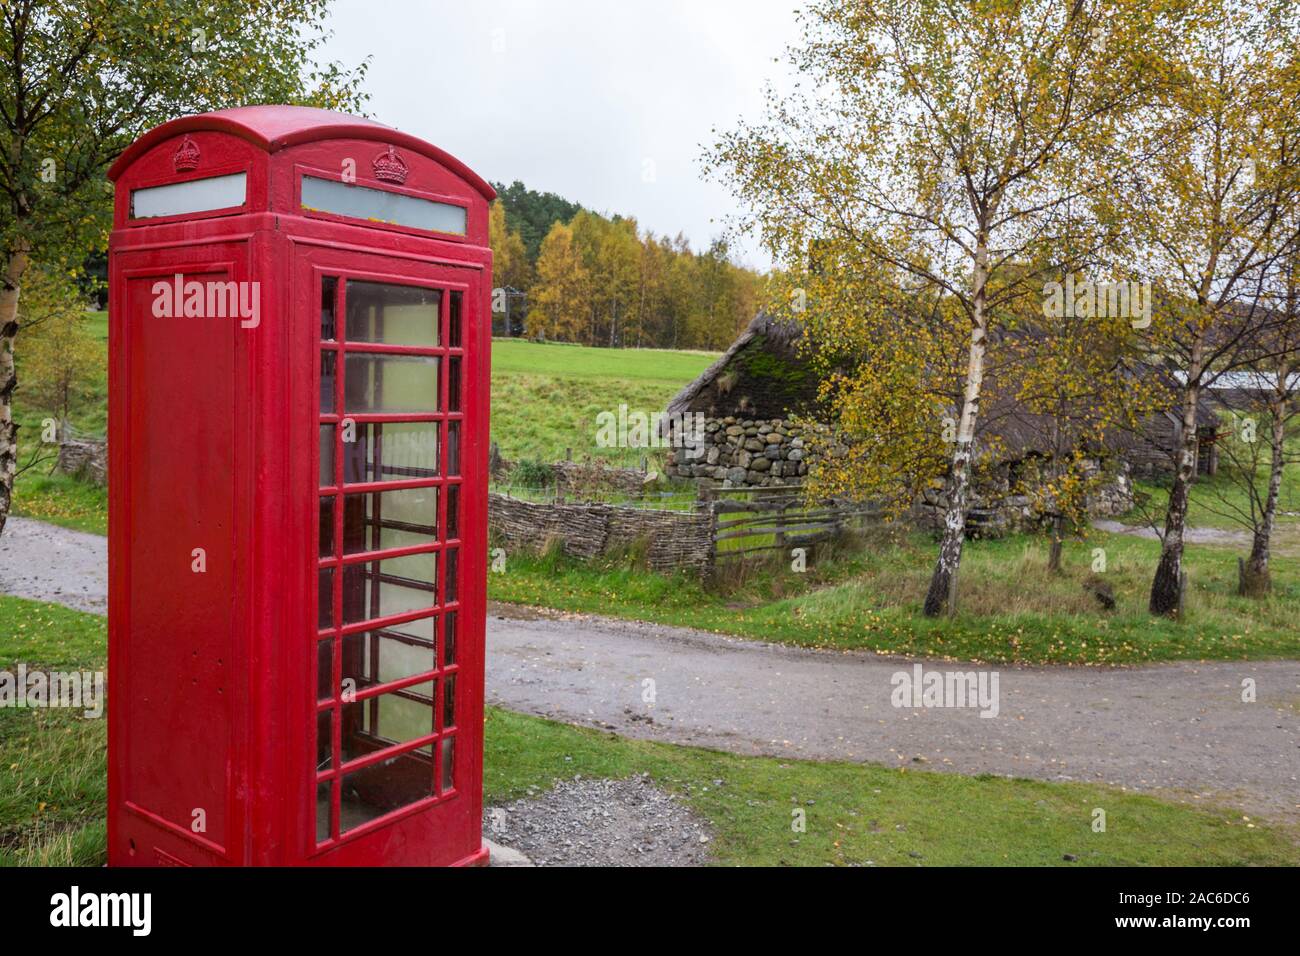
486,604,1300,822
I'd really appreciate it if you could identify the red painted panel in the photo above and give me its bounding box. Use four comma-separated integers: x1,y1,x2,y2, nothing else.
111,131,268,229
120,271,236,855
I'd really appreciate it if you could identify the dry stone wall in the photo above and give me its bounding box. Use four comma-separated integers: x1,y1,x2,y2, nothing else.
665,417,810,487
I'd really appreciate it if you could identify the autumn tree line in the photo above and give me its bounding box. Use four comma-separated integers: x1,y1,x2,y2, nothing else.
489,182,763,351
709,0,1300,618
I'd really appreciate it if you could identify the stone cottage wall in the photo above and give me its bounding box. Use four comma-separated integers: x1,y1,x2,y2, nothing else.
664,417,810,487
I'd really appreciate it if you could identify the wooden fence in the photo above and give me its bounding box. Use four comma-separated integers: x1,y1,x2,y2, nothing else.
704,485,882,560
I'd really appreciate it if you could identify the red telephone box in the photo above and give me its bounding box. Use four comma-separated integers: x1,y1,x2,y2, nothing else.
105,106,492,867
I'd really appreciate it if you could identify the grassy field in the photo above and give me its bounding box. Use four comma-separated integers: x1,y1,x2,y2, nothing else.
489,527,1300,665
3,593,1295,867
15,315,1299,537
489,338,716,470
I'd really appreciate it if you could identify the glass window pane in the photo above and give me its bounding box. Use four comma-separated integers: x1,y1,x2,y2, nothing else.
318,568,334,630
342,555,437,626
317,639,333,702
131,172,246,219
340,750,435,833
342,628,436,693
345,353,439,414
449,290,463,347
446,484,459,539
319,497,335,557
319,424,335,486
346,281,440,347
382,614,436,643
316,708,334,772
321,276,337,341
342,683,434,762
447,420,460,476
440,737,454,792
302,175,467,236
316,781,332,843
448,356,461,412
343,486,437,556
444,611,457,666
321,352,337,413
344,421,439,483
443,674,456,728
444,548,458,604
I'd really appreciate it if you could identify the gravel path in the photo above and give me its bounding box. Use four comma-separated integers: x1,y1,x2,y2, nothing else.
1092,518,1300,557
1091,518,1252,546
483,775,713,866
3,516,1297,823
0,517,107,614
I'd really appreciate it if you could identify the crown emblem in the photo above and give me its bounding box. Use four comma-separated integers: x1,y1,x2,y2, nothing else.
172,135,201,172
372,145,409,184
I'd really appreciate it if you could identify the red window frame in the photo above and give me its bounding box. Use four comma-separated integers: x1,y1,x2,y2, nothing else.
313,267,468,849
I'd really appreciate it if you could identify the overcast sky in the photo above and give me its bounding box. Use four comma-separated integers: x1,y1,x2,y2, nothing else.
316,0,803,269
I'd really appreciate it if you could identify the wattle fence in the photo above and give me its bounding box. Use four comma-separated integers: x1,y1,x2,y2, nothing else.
488,492,716,576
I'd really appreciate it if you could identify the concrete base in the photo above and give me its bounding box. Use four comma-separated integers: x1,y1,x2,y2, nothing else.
485,839,534,867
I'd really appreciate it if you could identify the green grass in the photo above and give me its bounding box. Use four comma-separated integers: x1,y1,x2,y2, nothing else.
1118,429,1300,539
1126,473,1300,542
3,594,1295,867
10,310,108,535
0,598,109,866
489,528,1300,665
490,338,716,469
9,471,107,535
485,708,1298,866
0,596,107,667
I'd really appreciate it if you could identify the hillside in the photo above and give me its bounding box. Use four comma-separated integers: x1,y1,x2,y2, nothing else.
489,338,717,469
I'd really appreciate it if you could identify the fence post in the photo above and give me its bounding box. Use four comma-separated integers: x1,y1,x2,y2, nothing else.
695,482,714,510
706,495,719,580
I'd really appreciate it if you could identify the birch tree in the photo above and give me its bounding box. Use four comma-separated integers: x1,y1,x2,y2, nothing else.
1201,246,1300,595
707,0,1183,615
1120,0,1300,614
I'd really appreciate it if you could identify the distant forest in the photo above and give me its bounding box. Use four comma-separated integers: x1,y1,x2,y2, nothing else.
489,180,763,351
